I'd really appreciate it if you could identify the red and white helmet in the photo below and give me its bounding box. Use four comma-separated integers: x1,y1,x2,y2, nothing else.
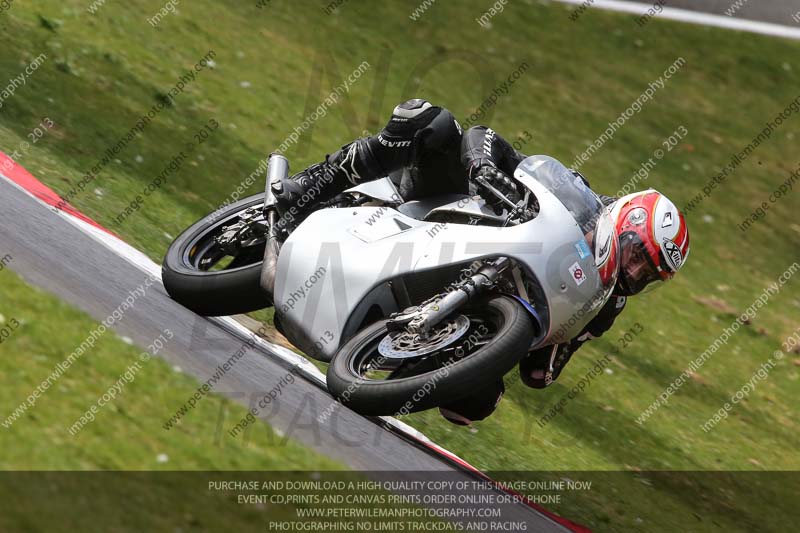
609,190,690,295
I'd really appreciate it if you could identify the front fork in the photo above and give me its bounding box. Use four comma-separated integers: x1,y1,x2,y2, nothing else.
388,257,511,338
260,153,289,295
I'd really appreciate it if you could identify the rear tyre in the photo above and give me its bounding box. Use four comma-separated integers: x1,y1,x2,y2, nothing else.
162,193,270,316
326,295,534,416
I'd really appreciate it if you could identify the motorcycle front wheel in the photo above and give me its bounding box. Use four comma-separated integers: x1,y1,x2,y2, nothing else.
162,193,269,316
326,295,535,416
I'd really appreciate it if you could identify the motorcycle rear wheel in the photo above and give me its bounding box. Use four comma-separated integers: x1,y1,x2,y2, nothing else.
326,295,535,416
162,193,270,316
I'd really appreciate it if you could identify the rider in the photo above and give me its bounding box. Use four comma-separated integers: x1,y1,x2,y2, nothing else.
272,99,691,425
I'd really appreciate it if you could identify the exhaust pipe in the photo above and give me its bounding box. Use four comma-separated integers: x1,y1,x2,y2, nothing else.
260,153,289,295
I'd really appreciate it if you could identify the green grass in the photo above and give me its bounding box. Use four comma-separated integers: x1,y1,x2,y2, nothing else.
1,0,799,531
0,268,341,470
0,266,345,528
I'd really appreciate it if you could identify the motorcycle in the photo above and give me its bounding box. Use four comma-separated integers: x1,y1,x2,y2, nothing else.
163,154,620,415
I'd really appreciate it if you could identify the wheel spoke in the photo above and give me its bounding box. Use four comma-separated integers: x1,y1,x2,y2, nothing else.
184,206,267,272
226,246,264,270
197,247,226,271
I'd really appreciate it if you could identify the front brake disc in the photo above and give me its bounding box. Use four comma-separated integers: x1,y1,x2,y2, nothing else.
378,315,470,359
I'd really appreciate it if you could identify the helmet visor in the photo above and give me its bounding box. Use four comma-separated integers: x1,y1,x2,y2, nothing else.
618,232,662,295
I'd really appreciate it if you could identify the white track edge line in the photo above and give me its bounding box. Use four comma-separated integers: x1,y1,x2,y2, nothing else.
551,0,800,40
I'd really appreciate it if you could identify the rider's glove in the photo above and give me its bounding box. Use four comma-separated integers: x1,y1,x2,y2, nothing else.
518,341,578,389
470,164,518,210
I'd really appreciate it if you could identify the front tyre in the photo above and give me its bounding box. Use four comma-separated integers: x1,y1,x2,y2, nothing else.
163,193,269,316
326,295,535,416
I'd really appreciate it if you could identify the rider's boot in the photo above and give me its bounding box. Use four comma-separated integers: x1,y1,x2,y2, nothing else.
439,380,505,425
271,137,385,228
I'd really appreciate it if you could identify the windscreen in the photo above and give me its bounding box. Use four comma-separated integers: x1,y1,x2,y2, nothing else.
517,155,620,291
517,155,605,234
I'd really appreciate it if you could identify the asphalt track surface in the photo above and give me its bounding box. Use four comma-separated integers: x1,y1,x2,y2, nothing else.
0,171,581,531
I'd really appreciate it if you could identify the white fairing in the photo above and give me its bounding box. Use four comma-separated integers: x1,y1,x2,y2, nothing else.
274,155,618,361
344,176,402,205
